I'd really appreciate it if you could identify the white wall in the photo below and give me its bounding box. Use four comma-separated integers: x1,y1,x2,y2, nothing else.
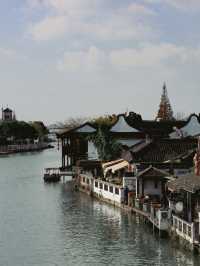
79,174,124,204
111,116,139,133
75,125,96,133
170,115,200,138
93,179,123,204
88,141,98,160
139,180,162,196
123,176,136,191
181,116,200,137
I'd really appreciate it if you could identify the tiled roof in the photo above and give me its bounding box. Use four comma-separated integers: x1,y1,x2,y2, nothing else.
57,113,200,139
131,139,197,163
168,173,200,193
57,122,97,137
3,107,12,112
126,113,200,137
127,119,185,137
137,166,173,180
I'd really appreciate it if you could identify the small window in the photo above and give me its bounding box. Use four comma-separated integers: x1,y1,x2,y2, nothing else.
87,178,90,185
109,186,113,193
183,223,187,234
99,183,103,189
115,188,119,195
83,177,86,183
154,181,158,189
104,184,108,191
188,226,192,237
95,181,98,188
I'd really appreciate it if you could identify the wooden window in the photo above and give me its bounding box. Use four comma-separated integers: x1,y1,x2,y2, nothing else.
99,183,103,189
104,184,108,191
82,176,86,183
174,218,177,228
109,186,113,193
95,181,98,188
115,188,119,195
179,221,182,232
188,226,192,237
183,223,187,234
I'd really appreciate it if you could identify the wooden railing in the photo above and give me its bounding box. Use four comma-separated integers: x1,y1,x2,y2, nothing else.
172,215,194,243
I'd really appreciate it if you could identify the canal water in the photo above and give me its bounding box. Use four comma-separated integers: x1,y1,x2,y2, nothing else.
0,148,200,266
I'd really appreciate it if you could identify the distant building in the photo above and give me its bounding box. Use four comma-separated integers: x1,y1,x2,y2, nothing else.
156,83,174,121
2,107,16,121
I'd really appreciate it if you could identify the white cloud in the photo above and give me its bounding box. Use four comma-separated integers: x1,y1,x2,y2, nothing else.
143,0,200,11
127,3,155,16
29,16,67,41
27,0,101,16
27,1,156,42
0,48,16,57
110,44,186,68
57,46,107,71
80,17,154,42
58,43,200,72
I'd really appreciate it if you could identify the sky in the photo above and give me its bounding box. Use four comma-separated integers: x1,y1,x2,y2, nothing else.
1,0,200,124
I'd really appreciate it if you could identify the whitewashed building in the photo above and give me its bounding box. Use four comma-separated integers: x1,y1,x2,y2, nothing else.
110,114,145,148
170,114,200,139
77,159,135,206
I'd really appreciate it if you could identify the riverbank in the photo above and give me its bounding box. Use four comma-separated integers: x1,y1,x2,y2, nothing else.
0,143,54,155
0,148,198,266
78,184,165,232
77,178,200,253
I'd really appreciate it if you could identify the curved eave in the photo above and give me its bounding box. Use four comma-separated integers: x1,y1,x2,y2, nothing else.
56,122,97,138
110,114,141,133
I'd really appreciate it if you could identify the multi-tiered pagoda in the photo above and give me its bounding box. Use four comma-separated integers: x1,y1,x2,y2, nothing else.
156,83,174,121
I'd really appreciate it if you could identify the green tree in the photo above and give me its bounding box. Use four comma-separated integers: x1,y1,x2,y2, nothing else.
88,127,122,161
0,121,38,144
91,114,117,127
31,121,48,139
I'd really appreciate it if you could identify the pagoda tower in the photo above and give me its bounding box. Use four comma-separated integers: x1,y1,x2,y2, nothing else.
156,83,174,121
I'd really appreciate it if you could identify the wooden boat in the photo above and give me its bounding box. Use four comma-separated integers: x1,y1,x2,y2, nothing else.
43,168,61,183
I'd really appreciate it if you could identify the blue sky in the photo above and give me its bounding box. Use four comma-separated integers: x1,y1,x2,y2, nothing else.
1,0,200,124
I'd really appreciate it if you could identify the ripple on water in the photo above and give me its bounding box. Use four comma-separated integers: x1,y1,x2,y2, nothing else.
0,149,200,266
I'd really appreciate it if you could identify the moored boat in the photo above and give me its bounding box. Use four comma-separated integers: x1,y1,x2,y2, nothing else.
43,168,61,183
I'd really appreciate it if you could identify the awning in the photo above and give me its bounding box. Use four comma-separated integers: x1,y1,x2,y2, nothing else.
103,160,129,176
102,159,124,169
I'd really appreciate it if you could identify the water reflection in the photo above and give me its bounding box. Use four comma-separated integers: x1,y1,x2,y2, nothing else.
0,149,199,266
59,182,200,266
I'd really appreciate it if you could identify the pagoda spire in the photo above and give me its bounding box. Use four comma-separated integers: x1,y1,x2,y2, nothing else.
156,83,174,121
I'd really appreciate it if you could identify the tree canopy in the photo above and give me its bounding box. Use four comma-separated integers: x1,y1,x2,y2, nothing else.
0,120,48,144
88,126,122,161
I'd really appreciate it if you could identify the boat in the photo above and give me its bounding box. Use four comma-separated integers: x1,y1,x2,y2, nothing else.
43,168,61,183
